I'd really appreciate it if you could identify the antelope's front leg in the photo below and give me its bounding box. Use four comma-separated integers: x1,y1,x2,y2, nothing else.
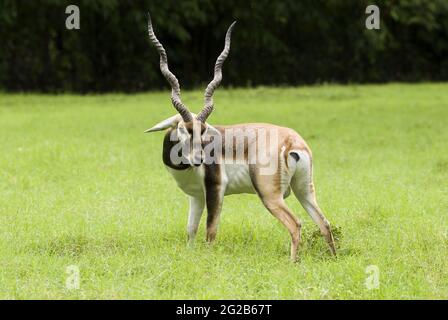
204,163,225,243
187,196,205,245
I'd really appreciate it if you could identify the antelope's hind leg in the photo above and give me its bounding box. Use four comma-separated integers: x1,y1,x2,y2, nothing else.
251,167,302,262
295,189,337,256
290,152,337,256
262,196,302,262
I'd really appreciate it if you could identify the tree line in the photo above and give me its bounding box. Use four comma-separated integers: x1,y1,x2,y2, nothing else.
0,0,447,92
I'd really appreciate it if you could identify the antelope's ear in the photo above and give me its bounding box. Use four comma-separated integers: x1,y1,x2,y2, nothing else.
144,114,181,133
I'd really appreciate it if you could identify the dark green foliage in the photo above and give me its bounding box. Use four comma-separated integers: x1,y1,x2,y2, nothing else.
0,0,447,92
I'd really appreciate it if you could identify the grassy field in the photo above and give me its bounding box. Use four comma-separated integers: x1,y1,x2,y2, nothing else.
0,83,447,299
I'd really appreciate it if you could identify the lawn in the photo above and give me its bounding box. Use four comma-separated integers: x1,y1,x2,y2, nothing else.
0,84,447,299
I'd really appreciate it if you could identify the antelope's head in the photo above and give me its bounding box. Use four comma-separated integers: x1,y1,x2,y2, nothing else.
145,13,235,167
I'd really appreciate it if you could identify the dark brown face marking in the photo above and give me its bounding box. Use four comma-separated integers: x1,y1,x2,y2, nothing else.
162,129,189,170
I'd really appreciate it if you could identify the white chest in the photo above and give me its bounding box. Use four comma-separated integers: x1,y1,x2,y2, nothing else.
166,166,204,197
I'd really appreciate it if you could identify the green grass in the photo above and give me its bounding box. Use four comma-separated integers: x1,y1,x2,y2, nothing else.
0,83,447,299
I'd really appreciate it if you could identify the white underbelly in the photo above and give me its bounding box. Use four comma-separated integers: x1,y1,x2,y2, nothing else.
223,163,255,195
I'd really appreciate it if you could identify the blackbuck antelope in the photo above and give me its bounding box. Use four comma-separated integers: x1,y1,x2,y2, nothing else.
145,14,336,261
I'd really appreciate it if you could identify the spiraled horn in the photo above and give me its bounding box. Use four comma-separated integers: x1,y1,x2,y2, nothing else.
147,13,192,122
197,21,236,123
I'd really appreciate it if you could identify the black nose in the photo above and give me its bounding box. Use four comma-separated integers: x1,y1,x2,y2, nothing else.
192,157,203,167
